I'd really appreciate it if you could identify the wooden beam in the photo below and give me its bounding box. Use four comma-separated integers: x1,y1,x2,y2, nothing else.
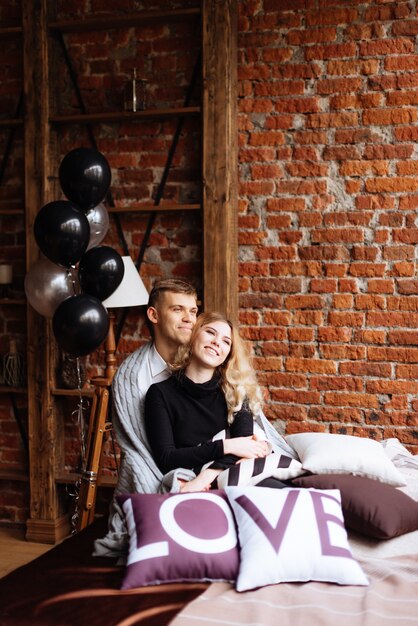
23,0,68,543
202,0,238,321
48,7,200,33
49,106,201,125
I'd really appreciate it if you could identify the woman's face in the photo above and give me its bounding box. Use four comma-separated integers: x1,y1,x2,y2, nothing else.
191,320,232,369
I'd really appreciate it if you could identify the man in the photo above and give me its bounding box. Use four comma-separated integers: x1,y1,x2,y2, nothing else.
118,277,198,408
94,278,198,556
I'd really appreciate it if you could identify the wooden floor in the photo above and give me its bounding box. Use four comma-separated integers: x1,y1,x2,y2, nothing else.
0,526,53,578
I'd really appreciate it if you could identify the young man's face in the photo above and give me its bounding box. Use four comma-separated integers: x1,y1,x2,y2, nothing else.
148,291,198,347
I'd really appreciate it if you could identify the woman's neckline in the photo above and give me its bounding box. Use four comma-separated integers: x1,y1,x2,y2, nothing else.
175,370,220,396
184,363,216,384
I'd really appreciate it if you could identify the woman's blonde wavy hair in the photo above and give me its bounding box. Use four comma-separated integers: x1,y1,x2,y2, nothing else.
171,311,263,423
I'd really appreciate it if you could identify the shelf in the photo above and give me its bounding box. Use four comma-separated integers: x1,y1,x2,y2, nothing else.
0,26,22,38
48,7,201,33
49,106,200,126
55,472,117,488
0,385,27,394
51,387,96,398
0,298,26,305
0,467,28,482
0,208,25,215
109,202,201,214
0,119,24,129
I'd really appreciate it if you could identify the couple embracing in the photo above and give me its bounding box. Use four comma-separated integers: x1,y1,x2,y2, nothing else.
94,279,297,557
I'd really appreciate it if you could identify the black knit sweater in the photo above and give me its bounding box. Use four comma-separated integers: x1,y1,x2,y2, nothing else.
144,372,253,474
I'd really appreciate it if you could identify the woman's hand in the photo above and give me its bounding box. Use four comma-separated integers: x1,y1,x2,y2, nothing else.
179,468,222,493
223,435,269,459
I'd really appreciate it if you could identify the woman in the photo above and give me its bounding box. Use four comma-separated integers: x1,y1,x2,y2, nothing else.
144,311,269,492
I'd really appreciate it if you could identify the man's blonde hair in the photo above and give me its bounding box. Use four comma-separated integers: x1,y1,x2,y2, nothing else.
148,278,197,308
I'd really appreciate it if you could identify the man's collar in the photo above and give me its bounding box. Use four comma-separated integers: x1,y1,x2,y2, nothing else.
149,343,170,377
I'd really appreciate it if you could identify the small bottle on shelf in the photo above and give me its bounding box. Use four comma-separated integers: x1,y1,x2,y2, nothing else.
124,68,148,112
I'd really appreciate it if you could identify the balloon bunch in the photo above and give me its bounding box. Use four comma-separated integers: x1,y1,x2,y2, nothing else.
25,147,124,357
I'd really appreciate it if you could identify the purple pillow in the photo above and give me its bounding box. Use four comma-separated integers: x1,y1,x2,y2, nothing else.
291,474,418,540
117,491,239,589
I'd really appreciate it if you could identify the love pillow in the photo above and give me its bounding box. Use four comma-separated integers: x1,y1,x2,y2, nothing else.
117,491,239,588
225,486,368,592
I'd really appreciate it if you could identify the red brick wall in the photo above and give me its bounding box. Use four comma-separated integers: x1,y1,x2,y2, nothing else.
238,0,418,452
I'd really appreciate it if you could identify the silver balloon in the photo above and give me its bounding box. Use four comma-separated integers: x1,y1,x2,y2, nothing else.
86,202,110,250
24,257,80,318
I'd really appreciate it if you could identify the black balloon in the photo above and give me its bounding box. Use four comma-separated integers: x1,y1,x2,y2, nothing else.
34,201,90,267
79,246,125,301
52,294,109,357
59,147,111,212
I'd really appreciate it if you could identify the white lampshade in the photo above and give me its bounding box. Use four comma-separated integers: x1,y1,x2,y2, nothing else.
102,256,148,309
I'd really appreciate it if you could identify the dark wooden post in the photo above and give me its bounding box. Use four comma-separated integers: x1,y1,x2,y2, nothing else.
23,0,69,543
202,0,238,321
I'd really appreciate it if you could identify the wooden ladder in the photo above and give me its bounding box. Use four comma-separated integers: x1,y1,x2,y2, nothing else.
76,385,112,531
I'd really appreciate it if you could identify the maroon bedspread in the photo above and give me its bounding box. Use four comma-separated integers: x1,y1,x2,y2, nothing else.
0,517,208,626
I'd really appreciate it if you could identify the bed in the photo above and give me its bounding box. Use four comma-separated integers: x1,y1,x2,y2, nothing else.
0,516,208,626
1,437,418,626
172,552,418,626
170,529,418,626
1,516,417,626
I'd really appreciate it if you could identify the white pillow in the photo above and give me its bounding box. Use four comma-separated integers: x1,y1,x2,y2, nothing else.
225,486,369,592
286,433,406,487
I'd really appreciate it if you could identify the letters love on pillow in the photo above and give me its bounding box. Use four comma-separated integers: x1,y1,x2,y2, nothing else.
225,486,369,591
118,487,368,591
118,491,239,588
234,489,351,558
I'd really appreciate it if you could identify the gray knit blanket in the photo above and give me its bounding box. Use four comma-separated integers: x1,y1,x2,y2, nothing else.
93,342,196,557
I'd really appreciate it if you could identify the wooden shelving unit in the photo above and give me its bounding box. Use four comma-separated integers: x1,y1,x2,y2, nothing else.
0,467,28,482
0,299,26,305
0,209,25,216
0,386,27,394
11,0,238,543
0,202,25,216
47,5,203,522
50,107,200,125
108,202,201,214
51,387,96,398
0,26,22,37
48,7,201,33
0,119,23,128
55,471,116,488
